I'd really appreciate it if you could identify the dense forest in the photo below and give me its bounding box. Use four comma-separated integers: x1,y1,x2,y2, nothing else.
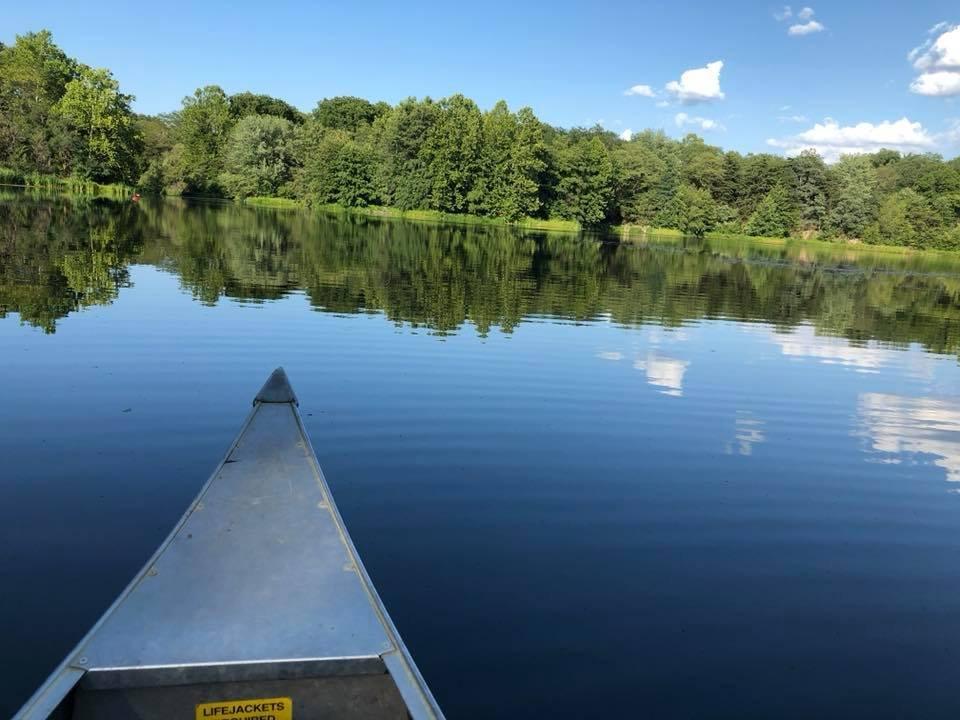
2,30,960,249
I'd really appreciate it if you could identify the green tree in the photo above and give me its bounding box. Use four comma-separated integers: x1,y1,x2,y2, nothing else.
218,114,297,199
738,153,789,219
294,128,378,207
863,188,941,248
421,94,484,213
372,97,439,209
506,107,548,219
470,102,547,220
472,100,516,216
612,139,666,224
827,155,879,237
314,96,386,131
0,30,79,175
658,183,718,236
787,150,828,230
553,136,615,225
175,85,234,193
745,183,799,237
679,134,725,197
53,65,141,182
228,92,304,124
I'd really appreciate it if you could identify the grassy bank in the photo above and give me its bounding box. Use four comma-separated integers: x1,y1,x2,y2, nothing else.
616,222,960,260
0,167,131,197
244,196,301,209
244,196,581,232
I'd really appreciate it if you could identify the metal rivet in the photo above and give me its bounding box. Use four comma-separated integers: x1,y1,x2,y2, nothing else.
78,657,88,665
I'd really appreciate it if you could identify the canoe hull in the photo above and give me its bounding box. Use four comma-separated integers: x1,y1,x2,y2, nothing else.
16,368,443,720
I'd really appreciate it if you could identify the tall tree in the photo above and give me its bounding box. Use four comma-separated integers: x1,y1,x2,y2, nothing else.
827,155,879,237
53,65,141,182
218,114,297,198
612,139,666,224
314,96,386,131
787,150,829,230
745,183,799,237
472,100,516,216
863,188,941,248
373,97,439,209
228,92,304,124
294,126,379,207
421,94,484,213
505,107,548,220
175,85,234,193
0,30,79,174
658,183,718,236
553,136,615,225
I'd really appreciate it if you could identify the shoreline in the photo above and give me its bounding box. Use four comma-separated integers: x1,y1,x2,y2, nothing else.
3,182,955,260
244,196,958,260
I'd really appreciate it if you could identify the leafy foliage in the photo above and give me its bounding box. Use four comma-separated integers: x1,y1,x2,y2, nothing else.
228,92,303,124
313,96,386,131
3,29,960,249
219,115,297,199
53,66,141,182
745,184,799,238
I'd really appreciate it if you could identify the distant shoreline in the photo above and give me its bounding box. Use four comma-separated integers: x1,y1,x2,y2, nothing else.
2,182,956,261
241,195,960,259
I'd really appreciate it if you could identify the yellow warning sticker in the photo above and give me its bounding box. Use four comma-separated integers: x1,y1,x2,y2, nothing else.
195,697,292,720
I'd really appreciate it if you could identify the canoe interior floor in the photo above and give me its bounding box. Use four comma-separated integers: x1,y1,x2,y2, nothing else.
52,674,411,719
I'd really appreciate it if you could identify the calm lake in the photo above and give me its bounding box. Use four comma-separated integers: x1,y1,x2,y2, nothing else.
4,192,960,718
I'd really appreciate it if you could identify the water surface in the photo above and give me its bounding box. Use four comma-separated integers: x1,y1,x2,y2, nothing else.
3,193,960,718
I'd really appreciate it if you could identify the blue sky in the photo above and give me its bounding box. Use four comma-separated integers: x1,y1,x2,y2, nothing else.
5,0,959,158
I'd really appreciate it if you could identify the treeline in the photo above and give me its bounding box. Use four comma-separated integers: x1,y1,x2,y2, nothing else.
2,30,960,249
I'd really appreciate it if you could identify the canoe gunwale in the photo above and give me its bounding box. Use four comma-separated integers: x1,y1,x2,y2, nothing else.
78,655,389,690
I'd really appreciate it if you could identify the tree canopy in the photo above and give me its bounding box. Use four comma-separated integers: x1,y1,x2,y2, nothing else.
2,29,960,250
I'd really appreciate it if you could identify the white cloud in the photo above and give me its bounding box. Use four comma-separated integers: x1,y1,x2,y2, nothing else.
766,325,938,379
859,393,960,483
634,354,689,397
623,84,655,97
675,112,724,131
655,100,670,108
767,117,935,162
788,19,825,35
777,114,809,123
618,129,633,141
911,25,960,70
597,351,624,361
909,24,960,96
778,6,824,35
665,61,725,103
911,71,960,96
725,411,766,456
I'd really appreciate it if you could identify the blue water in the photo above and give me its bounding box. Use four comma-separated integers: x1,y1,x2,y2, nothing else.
3,195,960,717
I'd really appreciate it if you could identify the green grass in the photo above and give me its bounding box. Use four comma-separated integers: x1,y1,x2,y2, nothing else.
0,167,25,185
616,222,960,261
614,224,685,240
244,196,302,209
0,168,132,197
242,197,583,233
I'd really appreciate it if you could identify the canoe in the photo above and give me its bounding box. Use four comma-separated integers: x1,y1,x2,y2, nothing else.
16,368,444,720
